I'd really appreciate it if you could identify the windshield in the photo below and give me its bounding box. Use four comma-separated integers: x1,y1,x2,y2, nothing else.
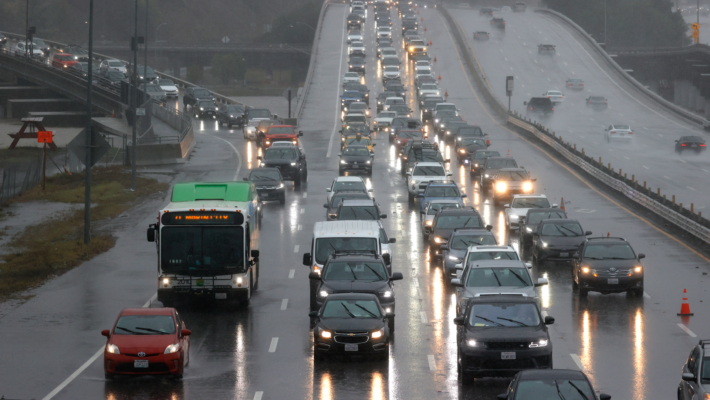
157,79,175,86
346,138,371,146
249,109,271,118
267,127,293,134
197,100,214,107
344,91,361,98
612,125,630,130
461,138,487,146
114,315,175,335
384,66,399,72
108,61,123,67
323,261,387,281
427,202,461,215
424,100,443,107
138,66,155,74
422,84,437,90
451,234,497,250
314,238,378,264
333,181,366,192
249,170,281,181
437,104,456,111
350,104,367,111
486,159,517,169
527,211,566,224
435,215,482,229
466,267,532,287
424,187,460,197
512,198,550,208
467,251,520,265
322,299,381,318
146,86,161,92
514,379,595,400
458,127,483,136
161,226,244,272
584,244,636,260
469,303,540,327
343,147,370,156
338,206,379,220
264,148,296,160
474,151,500,160
386,98,404,105
413,165,445,176
378,112,396,118
496,171,529,181
414,151,444,162
541,223,584,237
400,131,423,139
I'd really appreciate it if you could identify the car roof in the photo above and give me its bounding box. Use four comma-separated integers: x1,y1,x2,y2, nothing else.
267,125,293,129
468,245,517,252
518,369,588,380
525,207,564,215
312,220,381,237
120,307,174,316
413,161,445,167
468,294,538,304
250,167,280,173
539,218,580,225
428,199,461,204
437,208,479,216
340,199,377,206
451,228,494,236
512,194,547,199
424,180,458,187
335,176,365,182
466,259,526,268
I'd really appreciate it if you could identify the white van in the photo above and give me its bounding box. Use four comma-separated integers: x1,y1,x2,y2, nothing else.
303,221,396,308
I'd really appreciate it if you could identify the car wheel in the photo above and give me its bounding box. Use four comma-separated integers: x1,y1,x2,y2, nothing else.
408,191,414,202
104,373,114,380
633,288,644,297
227,123,232,129
388,318,395,332
279,194,286,205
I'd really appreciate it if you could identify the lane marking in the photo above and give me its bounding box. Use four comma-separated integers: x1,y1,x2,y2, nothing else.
412,278,420,288
303,192,308,198
301,208,305,214
688,186,696,191
678,323,697,337
207,134,243,180
420,311,428,323
428,354,437,370
254,392,264,400
298,224,303,230
269,337,279,352
281,299,289,310
643,292,651,299
703,168,710,173
440,11,710,265
326,8,349,158
289,269,295,279
570,354,585,371
294,245,300,252
663,175,671,180
643,165,649,170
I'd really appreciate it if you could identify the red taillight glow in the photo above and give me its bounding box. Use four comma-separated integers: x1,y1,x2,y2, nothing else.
610,131,616,134
682,144,687,146
700,144,706,147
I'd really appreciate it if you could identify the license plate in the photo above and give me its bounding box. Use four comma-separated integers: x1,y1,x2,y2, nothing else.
559,252,569,257
134,360,149,368
501,352,516,360
692,144,698,147
608,278,619,284
345,344,358,352
215,293,227,300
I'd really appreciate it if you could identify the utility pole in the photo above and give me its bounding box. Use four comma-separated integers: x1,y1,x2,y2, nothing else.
144,0,149,87
604,0,607,46
25,0,28,57
698,0,701,43
131,0,138,191
84,0,94,244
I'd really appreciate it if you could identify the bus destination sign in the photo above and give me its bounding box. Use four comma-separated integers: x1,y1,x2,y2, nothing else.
161,211,244,225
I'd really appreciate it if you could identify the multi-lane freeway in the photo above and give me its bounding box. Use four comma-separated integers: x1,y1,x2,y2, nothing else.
1,3,710,400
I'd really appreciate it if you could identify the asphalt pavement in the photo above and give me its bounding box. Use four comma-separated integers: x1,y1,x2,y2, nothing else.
0,4,710,400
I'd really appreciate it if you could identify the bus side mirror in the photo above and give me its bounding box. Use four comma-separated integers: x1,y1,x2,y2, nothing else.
147,225,156,242
303,253,312,266
251,250,260,259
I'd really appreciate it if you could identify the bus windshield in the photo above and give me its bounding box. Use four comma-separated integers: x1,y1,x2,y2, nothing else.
161,226,244,273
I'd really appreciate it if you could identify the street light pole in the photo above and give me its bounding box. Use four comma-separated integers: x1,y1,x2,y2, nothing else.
84,0,94,245
25,0,29,57
155,22,167,44
144,1,149,86
604,0,607,46
131,0,138,191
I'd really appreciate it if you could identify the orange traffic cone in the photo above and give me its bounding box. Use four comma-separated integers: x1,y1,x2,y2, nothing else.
678,289,694,316
112,109,116,118
560,197,565,211
424,26,427,31
444,89,448,98
434,56,437,62
607,232,610,237
429,40,433,45
421,17,424,21
507,149,511,157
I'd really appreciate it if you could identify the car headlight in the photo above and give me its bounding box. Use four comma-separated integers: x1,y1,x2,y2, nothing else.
509,215,519,221
277,183,284,189
634,266,643,273
410,180,416,185
448,255,461,261
440,124,445,127
319,290,329,297
162,277,170,286
529,339,548,348
320,330,332,339
372,328,384,339
374,121,378,124
467,339,478,347
474,163,479,167
523,181,533,192
341,160,347,164
496,181,507,193
542,241,548,248
290,162,297,166
409,46,414,51
260,162,266,167
484,174,490,178
425,220,433,226
200,107,204,111
366,160,371,164
526,227,533,233
164,343,180,354
434,237,445,244
381,290,392,298
581,267,591,274
434,119,440,123
459,149,466,154
106,344,120,354
230,115,234,118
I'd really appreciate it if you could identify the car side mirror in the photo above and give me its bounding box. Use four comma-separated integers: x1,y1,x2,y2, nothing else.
309,311,319,318
440,245,448,250
298,131,304,137
454,263,464,270
551,203,559,208
445,159,451,163
256,156,262,161
417,193,424,197
308,272,321,280
451,278,463,287
406,172,412,176
461,193,467,198
251,250,260,259
497,394,508,400
523,101,528,105
424,226,432,233
453,316,465,325
504,204,510,208
389,238,397,243
585,231,593,236
391,272,404,281
598,394,611,400
101,329,110,337
147,226,155,242
380,214,387,219
323,203,329,208
273,114,278,119
372,143,377,147
535,278,549,287
447,173,453,176
682,372,695,381
675,139,679,143
326,187,332,192
532,178,537,182
485,225,493,231
638,253,645,259
338,153,342,156
303,253,312,266
382,253,391,264
243,177,249,181
544,316,555,325
420,211,426,215
525,262,533,269
181,329,192,337
339,129,343,133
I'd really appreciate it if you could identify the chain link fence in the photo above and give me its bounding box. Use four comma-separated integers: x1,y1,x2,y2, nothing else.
0,152,43,204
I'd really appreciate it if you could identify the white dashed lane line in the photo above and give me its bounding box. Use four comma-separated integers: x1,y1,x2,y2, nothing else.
289,269,295,279
570,354,585,371
303,192,308,198
678,324,697,337
269,337,279,352
428,355,437,371
281,299,288,310
254,392,264,400
294,245,300,252
420,311,428,323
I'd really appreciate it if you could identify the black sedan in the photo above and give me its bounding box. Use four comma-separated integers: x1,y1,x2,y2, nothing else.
520,208,568,249
309,293,393,360
338,145,373,176
531,219,591,265
218,104,245,129
193,99,218,119
455,138,488,164
499,369,610,400
245,168,285,204
454,295,554,383
675,135,706,153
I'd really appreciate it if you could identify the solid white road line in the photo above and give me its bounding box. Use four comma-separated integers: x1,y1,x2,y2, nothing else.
281,299,289,310
294,245,300,252
269,337,279,352
254,392,264,400
428,355,437,370
678,324,697,337
303,192,308,198
570,354,585,371
289,269,295,279
298,224,303,231
208,134,243,181
420,311,428,323
327,8,349,158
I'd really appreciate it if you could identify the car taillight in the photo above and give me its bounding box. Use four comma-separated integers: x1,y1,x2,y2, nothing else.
610,131,616,134
700,144,706,147
681,144,687,146
628,131,633,134
551,107,554,111
580,84,584,86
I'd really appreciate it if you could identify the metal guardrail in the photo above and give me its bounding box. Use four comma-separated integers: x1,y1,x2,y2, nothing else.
295,0,332,119
94,43,311,53
535,9,710,129
439,6,710,245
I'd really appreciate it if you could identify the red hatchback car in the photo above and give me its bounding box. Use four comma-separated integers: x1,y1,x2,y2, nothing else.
52,53,78,69
102,307,190,379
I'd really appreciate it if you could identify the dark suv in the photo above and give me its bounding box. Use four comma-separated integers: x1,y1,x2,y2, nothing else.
520,208,568,249
217,104,245,129
245,168,285,204
531,219,591,264
258,144,308,186
183,86,214,108
426,208,489,258
572,237,646,297
524,97,553,115
479,157,519,189
454,295,554,383
678,340,710,400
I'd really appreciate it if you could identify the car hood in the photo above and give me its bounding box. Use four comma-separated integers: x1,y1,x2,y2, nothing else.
412,176,448,183
447,248,467,259
585,259,639,269
341,155,371,162
250,179,283,187
110,334,177,353
465,324,547,342
540,235,586,248
261,159,296,165
461,286,537,300
322,281,390,293
375,118,393,124
319,318,385,332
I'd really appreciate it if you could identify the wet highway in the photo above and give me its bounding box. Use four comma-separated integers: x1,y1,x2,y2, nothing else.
1,4,710,400
450,6,710,214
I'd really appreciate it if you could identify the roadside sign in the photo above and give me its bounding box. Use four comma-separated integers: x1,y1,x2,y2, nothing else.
506,76,514,95
67,128,112,168
37,130,53,143
136,108,146,116
222,36,230,44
